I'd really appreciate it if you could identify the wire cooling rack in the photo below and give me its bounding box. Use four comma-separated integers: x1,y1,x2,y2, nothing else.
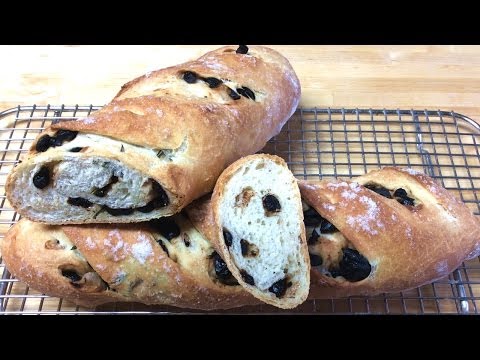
0,105,479,315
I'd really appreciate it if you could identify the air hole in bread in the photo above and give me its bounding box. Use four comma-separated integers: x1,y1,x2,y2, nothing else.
240,239,259,257
235,187,255,208
44,239,65,250
93,175,119,197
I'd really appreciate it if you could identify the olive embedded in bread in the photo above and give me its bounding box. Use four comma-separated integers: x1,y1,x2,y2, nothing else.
203,77,222,88
67,197,93,208
223,229,233,247
240,270,255,285
364,183,392,199
262,194,281,212
227,88,241,100
150,217,181,241
35,135,53,152
331,248,371,282
182,71,198,83
237,86,256,100
33,166,50,189
268,278,290,298
61,269,82,282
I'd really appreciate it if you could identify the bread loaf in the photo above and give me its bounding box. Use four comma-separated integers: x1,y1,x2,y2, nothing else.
6,45,300,224
1,216,257,310
299,167,480,298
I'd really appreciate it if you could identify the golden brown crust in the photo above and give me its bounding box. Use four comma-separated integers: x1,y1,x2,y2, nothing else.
6,45,300,223
1,217,258,310
299,167,480,298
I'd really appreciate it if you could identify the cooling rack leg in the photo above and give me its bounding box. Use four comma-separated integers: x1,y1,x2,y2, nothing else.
453,269,469,314
0,268,11,312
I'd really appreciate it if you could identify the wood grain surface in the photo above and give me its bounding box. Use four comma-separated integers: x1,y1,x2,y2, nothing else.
1,45,480,121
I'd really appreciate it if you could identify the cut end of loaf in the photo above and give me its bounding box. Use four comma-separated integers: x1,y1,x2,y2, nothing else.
6,135,182,224
214,154,310,309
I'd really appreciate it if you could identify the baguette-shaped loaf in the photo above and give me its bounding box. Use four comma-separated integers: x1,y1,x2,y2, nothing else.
6,45,300,224
1,216,257,310
209,154,310,309
299,167,480,298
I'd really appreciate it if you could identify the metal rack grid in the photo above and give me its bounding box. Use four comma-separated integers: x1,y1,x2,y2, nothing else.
0,105,479,314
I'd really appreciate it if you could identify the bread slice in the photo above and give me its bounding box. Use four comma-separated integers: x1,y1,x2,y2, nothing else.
211,154,310,308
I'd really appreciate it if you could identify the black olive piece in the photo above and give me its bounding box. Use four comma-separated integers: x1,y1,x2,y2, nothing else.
237,87,256,101
203,77,222,88
308,229,319,245
150,217,180,241
212,251,232,280
136,200,156,213
262,194,281,212
228,88,241,100
364,184,392,199
183,71,198,84
303,207,323,226
393,188,408,198
393,188,415,206
158,239,169,257
61,270,82,282
35,135,53,152
240,270,255,285
240,239,249,257
223,229,233,247
93,188,107,197
33,166,50,189
105,206,134,216
334,248,371,282
69,147,83,153
67,197,94,208
71,246,77,250
54,130,78,145
396,196,415,206
268,278,288,298
236,45,249,54
152,181,170,207
309,253,323,267
320,218,338,233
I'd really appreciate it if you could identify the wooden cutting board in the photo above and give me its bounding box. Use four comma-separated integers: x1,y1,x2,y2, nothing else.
1,45,480,121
